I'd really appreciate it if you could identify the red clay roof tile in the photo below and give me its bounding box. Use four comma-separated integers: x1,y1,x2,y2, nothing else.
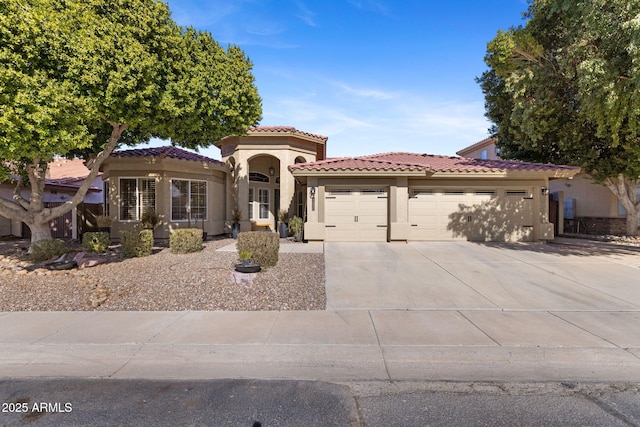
110,146,223,165
290,152,580,174
248,126,328,142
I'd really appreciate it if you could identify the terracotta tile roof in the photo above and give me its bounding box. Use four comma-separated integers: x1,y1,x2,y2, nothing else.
456,136,497,156
290,152,580,174
110,146,223,165
248,126,328,142
47,158,91,180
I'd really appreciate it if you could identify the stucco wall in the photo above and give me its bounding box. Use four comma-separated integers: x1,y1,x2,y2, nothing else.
549,174,619,218
101,157,228,240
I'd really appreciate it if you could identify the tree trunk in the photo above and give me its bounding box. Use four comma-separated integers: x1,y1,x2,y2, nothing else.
604,174,639,237
0,122,127,246
626,208,639,237
27,221,53,243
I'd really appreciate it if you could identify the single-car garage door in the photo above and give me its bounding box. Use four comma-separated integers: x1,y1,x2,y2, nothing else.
325,188,388,241
408,188,534,242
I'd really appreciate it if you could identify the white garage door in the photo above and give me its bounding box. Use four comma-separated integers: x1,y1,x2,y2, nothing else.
325,188,388,241
408,188,534,242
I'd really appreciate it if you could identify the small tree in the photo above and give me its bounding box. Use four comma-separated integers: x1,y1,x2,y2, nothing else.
478,0,640,235
0,0,261,244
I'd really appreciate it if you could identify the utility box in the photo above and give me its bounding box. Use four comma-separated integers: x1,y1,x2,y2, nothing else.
564,198,576,220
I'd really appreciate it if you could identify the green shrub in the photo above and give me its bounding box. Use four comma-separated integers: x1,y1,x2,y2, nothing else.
237,231,279,267
288,216,303,237
121,229,153,258
82,232,110,253
30,239,69,262
170,228,203,254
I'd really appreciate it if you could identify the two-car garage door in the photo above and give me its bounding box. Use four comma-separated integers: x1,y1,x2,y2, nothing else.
408,188,534,242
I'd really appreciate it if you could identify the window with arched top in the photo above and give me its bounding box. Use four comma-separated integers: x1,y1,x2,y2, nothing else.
249,172,269,183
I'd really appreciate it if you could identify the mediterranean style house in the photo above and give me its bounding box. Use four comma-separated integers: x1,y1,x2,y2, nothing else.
100,126,579,242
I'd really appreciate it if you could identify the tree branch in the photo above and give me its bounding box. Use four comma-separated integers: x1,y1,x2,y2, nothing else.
11,175,30,210
43,123,128,222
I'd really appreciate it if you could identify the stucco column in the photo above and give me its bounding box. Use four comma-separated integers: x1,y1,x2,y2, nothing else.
390,177,409,241
235,151,251,232
280,155,295,217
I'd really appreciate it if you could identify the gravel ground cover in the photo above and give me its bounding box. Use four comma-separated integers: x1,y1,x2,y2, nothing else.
0,236,325,311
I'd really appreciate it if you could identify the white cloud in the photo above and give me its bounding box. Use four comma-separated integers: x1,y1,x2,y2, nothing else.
330,81,396,100
293,0,318,27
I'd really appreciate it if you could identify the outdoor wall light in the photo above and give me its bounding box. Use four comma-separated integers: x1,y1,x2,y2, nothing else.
268,167,275,176
310,186,316,199
541,186,549,195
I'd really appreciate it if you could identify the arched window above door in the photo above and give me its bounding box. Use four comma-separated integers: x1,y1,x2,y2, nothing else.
249,172,269,183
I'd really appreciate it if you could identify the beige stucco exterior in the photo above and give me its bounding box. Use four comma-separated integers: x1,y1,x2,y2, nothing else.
100,155,228,239
549,174,622,218
296,172,555,242
456,137,500,160
217,129,326,232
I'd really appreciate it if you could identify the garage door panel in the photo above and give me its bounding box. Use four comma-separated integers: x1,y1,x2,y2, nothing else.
409,188,534,242
325,188,388,242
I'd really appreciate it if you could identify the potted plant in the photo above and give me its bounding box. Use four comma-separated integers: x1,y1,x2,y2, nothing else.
235,250,261,273
278,210,289,238
141,210,160,230
96,215,114,233
288,215,303,242
231,208,242,239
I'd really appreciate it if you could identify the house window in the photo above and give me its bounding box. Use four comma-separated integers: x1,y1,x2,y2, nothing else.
297,190,304,218
248,188,254,221
481,150,488,160
249,172,269,183
171,179,207,221
119,178,156,221
258,188,269,220
103,180,110,217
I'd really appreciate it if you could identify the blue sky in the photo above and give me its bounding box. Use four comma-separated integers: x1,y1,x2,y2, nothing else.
152,0,529,159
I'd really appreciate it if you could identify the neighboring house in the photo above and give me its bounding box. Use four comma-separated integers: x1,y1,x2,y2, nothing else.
456,137,500,160
457,137,638,235
0,158,102,238
103,126,578,242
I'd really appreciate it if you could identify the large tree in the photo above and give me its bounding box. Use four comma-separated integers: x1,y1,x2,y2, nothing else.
478,0,640,235
0,0,262,243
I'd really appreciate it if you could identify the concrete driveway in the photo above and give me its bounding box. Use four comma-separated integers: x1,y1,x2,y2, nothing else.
324,241,640,311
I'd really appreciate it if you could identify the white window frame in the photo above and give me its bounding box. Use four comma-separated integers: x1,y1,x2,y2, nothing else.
258,188,269,220
248,188,254,221
170,179,208,222
118,177,156,221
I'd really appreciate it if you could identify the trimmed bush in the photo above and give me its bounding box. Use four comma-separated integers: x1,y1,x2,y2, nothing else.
82,232,110,253
30,239,69,262
237,231,279,267
170,228,203,254
121,229,153,258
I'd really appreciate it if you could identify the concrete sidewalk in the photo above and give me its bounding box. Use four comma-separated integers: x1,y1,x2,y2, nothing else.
1,241,639,383
1,309,639,382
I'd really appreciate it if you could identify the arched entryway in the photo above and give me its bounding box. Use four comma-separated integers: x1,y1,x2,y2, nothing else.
247,154,280,230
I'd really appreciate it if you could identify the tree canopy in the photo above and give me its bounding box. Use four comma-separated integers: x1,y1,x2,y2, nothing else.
477,0,640,235
0,0,262,242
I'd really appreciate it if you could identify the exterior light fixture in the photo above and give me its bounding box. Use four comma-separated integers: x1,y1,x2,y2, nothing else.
268,167,275,176
541,186,548,195
310,186,316,199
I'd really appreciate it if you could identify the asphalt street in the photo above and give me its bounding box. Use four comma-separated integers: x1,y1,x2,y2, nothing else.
1,380,639,426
